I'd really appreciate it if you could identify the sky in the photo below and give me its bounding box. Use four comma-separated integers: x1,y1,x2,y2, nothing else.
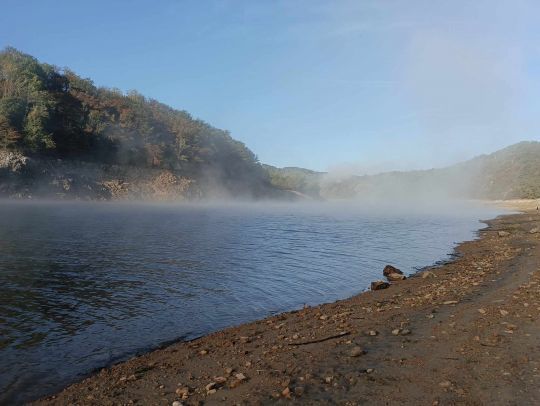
1,0,539,173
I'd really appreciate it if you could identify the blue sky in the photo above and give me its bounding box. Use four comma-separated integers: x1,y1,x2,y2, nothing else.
1,0,539,172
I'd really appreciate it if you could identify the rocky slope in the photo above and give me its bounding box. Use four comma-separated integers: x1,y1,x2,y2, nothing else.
0,150,298,201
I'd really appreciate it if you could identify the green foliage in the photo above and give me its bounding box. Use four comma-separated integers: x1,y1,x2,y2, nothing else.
0,47,270,193
318,141,540,200
263,165,323,197
0,96,26,149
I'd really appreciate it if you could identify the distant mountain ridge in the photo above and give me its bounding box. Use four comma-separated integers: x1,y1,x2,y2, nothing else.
266,142,540,200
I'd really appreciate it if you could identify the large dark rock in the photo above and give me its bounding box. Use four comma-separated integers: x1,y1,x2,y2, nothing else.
383,265,403,276
371,281,390,291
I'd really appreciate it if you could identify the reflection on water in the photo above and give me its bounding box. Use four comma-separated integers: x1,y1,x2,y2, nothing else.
0,200,503,404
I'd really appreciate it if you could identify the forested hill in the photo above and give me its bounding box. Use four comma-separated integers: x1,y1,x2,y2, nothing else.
262,165,324,199
0,47,281,200
318,141,540,200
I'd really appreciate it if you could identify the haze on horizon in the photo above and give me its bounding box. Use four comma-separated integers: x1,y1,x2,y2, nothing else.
1,0,539,174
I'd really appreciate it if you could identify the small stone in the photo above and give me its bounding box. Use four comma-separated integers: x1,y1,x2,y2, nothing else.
350,346,366,357
214,376,227,384
366,368,374,373
500,309,509,316
443,300,459,305
530,228,539,234
319,315,328,320
235,373,247,381
175,387,190,399
325,376,333,384
422,271,436,279
478,308,486,314
498,231,510,237
439,380,452,388
205,382,217,391
367,330,378,336
207,389,217,395
392,329,401,335
282,387,291,398
400,329,411,335
294,386,304,396
292,334,299,339
172,402,182,406
199,349,208,355
225,367,234,375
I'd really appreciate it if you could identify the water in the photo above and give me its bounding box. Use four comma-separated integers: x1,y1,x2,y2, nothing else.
0,200,504,404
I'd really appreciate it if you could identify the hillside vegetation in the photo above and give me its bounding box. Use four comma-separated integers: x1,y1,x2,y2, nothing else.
317,142,540,200
0,47,277,199
262,165,324,198
458,141,540,199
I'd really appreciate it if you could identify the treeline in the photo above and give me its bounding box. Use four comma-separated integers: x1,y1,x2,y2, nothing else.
263,165,323,198
318,141,540,200
0,47,270,194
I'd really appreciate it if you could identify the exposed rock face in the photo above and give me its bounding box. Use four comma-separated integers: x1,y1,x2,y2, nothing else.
0,151,32,173
383,265,403,276
0,150,297,201
0,152,197,200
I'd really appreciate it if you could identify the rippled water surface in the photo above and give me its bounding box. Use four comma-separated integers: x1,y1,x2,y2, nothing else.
0,200,504,404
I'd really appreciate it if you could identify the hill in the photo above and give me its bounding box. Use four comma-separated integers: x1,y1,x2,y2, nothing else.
0,47,283,200
318,141,540,200
262,165,324,199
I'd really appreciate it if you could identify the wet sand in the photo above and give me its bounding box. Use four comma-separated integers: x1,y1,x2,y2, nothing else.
34,205,540,405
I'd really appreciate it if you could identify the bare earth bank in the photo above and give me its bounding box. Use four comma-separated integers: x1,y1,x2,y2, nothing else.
34,209,540,405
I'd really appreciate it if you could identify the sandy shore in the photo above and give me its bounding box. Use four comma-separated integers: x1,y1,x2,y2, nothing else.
34,205,540,405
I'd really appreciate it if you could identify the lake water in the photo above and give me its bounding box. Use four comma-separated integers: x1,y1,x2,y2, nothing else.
0,200,504,404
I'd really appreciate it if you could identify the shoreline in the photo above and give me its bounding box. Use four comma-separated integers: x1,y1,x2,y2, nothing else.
34,204,540,405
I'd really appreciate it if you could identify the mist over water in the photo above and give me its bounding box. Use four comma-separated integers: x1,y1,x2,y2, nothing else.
0,200,505,404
